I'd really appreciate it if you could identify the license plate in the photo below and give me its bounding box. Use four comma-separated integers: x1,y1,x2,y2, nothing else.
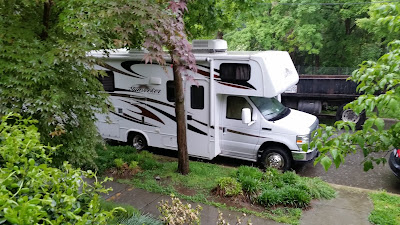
285,85,297,93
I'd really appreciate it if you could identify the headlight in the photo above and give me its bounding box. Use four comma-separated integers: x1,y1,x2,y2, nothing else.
296,135,309,149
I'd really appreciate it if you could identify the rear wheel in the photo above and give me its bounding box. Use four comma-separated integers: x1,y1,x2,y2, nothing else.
131,133,147,150
260,146,292,171
336,104,366,129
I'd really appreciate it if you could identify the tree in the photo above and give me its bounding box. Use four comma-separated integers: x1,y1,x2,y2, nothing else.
0,0,112,168
141,0,196,175
0,0,195,173
220,0,380,68
308,2,400,171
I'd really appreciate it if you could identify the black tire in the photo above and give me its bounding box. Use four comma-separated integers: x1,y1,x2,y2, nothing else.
131,133,147,150
336,103,366,130
260,146,292,172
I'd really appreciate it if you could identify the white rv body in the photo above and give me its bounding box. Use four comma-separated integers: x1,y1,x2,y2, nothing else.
91,40,319,169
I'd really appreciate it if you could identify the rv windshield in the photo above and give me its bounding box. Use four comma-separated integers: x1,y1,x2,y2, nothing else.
250,96,289,121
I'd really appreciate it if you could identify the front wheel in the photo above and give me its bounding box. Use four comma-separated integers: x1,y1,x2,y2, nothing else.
131,133,147,150
260,146,292,171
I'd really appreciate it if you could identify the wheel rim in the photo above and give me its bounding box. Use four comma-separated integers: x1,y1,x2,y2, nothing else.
132,135,145,150
342,109,360,123
265,153,285,169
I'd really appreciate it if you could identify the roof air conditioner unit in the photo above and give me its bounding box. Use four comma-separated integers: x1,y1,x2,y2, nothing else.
192,39,227,53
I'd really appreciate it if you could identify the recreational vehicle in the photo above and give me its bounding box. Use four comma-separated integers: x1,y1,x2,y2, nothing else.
91,39,319,171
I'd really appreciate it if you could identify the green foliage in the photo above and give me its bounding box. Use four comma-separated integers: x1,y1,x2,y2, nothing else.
311,2,400,171
0,0,196,169
135,151,161,170
258,189,282,207
217,177,243,197
131,161,234,197
100,200,139,223
369,192,400,225
259,186,311,208
220,0,377,67
139,157,162,170
357,3,400,45
129,160,139,170
236,166,263,193
94,144,162,173
0,113,122,224
114,158,124,169
238,167,335,208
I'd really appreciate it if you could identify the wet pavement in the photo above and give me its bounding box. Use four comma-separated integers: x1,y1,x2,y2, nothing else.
294,150,400,195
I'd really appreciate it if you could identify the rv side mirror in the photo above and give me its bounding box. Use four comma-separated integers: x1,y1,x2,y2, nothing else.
242,108,251,124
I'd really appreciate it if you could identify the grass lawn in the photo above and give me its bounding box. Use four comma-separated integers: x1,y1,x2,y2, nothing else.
369,192,400,225
95,144,336,225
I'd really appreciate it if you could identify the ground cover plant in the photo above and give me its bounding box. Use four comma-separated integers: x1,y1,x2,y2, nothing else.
96,145,336,225
369,192,400,225
0,113,122,224
100,200,162,225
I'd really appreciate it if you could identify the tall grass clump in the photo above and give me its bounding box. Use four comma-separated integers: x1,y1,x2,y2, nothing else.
233,167,335,208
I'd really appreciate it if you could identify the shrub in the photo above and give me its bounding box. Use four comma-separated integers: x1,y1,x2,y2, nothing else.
158,194,202,225
237,166,263,180
129,160,139,170
280,171,300,185
94,144,139,174
0,113,122,224
217,177,243,197
296,178,336,199
114,158,125,169
258,189,283,207
279,186,311,208
235,166,335,208
239,176,260,194
140,157,162,170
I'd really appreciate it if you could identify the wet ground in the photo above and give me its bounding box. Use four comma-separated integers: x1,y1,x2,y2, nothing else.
293,151,400,194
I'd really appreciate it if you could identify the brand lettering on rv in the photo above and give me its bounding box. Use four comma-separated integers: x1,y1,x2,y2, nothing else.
130,85,161,94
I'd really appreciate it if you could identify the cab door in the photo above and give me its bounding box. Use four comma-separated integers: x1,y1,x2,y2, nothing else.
220,95,261,161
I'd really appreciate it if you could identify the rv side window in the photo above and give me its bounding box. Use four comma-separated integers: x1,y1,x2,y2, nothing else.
167,81,175,102
98,71,115,92
226,96,252,120
190,85,204,109
220,63,251,81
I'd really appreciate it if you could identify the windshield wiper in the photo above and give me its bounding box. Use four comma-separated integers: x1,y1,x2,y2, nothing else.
268,107,290,121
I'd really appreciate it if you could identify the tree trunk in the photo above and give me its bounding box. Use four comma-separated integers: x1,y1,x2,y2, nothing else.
216,31,224,39
315,54,320,68
171,54,190,175
345,18,351,35
40,0,53,40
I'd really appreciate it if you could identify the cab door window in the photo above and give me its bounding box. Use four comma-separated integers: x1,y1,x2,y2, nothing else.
226,96,252,120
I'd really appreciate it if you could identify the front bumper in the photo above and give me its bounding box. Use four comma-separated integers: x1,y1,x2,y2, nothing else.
291,148,319,162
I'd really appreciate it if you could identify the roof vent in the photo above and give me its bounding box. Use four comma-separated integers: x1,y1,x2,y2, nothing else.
192,39,227,53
